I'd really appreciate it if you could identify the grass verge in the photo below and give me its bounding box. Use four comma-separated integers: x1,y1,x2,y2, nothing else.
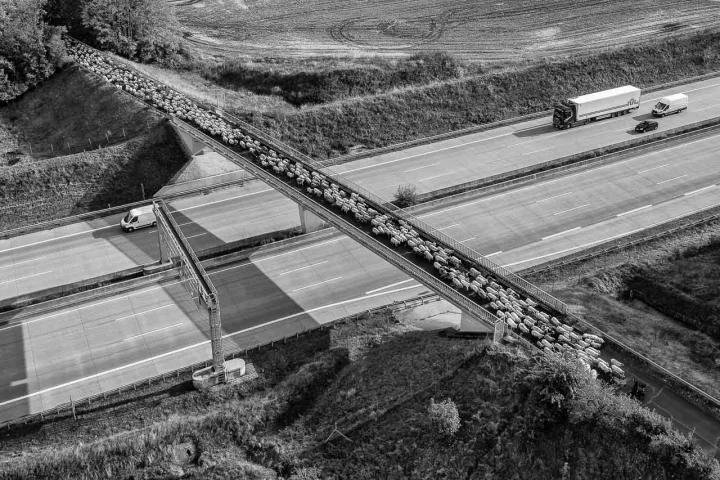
0,308,717,479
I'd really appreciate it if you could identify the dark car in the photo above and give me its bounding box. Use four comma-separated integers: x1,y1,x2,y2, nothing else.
635,120,659,133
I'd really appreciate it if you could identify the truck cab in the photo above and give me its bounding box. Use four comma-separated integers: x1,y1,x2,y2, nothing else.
552,102,575,129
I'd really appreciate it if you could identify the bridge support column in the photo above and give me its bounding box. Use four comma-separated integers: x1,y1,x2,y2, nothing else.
299,205,327,233
459,310,494,334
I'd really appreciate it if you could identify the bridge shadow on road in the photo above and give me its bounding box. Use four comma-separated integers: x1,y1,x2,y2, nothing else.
0,314,31,425
512,124,557,138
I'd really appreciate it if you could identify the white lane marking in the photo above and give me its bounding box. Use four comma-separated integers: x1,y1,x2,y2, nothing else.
0,189,274,255
553,204,590,216
115,304,174,322
637,164,668,174
209,237,346,276
184,233,208,239
685,185,716,196
522,147,553,156
0,309,72,334
542,227,582,241
459,237,476,243
418,172,454,182
502,200,720,268
656,174,687,185
404,163,439,173
291,276,342,293
0,271,51,286
0,256,46,270
695,105,718,112
535,192,573,203
278,261,328,276
485,251,503,257
175,221,195,227
0,280,187,332
338,82,720,176
124,322,182,341
0,284,425,408
617,205,652,217
437,223,460,231
419,133,720,218
172,188,273,212
365,279,414,295
338,128,536,174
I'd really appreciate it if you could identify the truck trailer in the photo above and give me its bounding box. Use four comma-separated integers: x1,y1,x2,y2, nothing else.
552,86,641,129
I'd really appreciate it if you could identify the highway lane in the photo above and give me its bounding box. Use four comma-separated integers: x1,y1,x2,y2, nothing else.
3,77,720,300
332,76,720,199
2,129,720,398
0,235,432,422
2,216,719,458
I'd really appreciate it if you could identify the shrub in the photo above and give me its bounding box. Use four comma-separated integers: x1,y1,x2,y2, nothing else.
393,184,418,208
427,397,460,437
80,0,183,64
0,0,68,101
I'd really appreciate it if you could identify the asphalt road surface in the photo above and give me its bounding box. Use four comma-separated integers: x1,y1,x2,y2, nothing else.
333,77,720,199
2,129,719,300
1,128,720,457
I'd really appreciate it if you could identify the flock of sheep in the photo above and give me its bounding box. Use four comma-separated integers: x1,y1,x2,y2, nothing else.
64,38,627,382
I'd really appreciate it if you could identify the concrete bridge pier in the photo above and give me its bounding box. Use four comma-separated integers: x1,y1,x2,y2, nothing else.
299,205,327,233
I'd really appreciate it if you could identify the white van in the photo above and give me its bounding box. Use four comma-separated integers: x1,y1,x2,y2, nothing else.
652,93,688,117
120,205,156,232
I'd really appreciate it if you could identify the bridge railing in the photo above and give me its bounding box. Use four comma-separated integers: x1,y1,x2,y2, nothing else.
221,111,569,314
171,119,501,328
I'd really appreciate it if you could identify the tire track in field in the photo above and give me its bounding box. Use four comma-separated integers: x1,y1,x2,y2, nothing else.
168,0,720,61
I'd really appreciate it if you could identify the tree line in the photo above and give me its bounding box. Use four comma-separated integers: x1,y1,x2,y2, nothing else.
0,0,182,102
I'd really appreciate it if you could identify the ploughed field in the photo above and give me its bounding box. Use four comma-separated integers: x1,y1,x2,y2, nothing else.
168,0,720,61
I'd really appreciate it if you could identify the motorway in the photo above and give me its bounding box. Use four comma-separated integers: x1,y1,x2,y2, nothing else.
332,76,720,199
3,74,720,302
2,128,719,301
1,128,720,458
1,78,720,456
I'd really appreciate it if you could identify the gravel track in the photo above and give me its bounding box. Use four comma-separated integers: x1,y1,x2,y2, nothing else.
168,0,720,61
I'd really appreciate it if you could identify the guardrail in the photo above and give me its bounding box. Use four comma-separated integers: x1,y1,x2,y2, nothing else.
0,292,441,431
215,112,570,315
172,119,502,328
416,116,720,204
303,69,720,167
522,205,720,276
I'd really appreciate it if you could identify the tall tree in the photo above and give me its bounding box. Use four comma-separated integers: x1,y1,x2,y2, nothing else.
0,0,67,101
80,0,181,62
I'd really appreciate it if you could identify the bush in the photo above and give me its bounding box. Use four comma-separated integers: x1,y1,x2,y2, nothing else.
79,0,183,64
393,184,418,208
0,0,68,101
427,397,460,437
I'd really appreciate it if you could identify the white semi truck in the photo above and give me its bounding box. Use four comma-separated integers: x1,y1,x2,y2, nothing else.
552,85,641,129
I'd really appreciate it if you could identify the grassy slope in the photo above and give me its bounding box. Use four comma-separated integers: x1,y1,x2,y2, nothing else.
0,311,717,479
0,65,189,231
228,30,720,158
0,65,164,158
0,123,186,231
525,218,720,400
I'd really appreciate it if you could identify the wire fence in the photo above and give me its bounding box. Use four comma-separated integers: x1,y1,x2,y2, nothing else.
0,292,441,431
